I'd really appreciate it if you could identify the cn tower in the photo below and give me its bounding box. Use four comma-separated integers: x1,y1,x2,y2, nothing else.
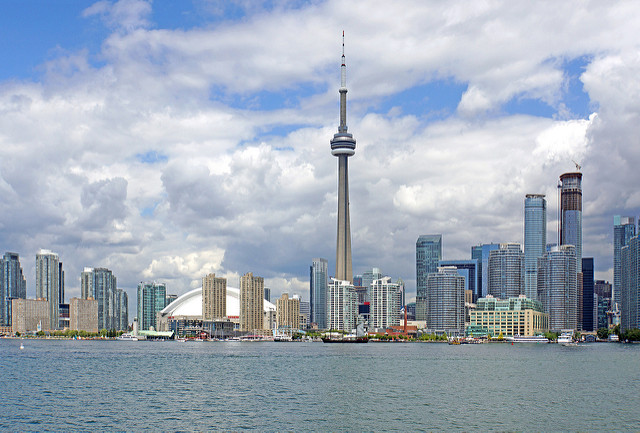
330,32,356,282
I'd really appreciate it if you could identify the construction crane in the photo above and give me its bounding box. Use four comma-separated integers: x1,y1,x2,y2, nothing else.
572,160,581,171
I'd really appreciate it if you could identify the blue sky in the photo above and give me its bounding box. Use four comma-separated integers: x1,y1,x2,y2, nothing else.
1,0,639,306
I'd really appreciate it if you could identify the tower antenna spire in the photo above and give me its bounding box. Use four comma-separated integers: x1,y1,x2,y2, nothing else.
331,32,356,283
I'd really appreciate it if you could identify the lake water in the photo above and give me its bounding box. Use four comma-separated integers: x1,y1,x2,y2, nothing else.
1,339,639,431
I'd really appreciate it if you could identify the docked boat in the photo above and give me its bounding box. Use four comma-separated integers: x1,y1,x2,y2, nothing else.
322,337,368,343
506,335,549,343
557,332,574,345
116,333,139,341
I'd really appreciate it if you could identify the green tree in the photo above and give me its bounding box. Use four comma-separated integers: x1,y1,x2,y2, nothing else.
624,328,640,341
15,331,21,337
597,328,609,340
613,324,620,336
99,328,108,337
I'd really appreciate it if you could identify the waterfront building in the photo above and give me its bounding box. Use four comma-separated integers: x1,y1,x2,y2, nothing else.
69,298,98,333
202,273,227,321
137,281,167,331
299,299,310,327
117,289,128,330
239,272,264,332
621,236,640,331
1,252,27,327
35,249,63,330
80,268,93,300
327,279,358,332
488,243,524,300
471,243,500,298
537,245,578,331
439,259,479,301
155,286,276,334
614,216,636,309
310,258,328,329
276,293,300,332
82,267,125,330
416,234,442,321
426,267,465,336
560,172,583,273
468,295,548,337
59,303,69,329
11,298,50,334
524,194,547,301
369,277,403,331
331,33,356,283
582,258,595,331
264,288,271,303
597,295,611,329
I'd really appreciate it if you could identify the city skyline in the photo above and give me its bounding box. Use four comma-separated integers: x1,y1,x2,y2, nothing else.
1,2,640,306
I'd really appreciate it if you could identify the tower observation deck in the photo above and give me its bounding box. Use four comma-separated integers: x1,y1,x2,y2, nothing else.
331,32,356,283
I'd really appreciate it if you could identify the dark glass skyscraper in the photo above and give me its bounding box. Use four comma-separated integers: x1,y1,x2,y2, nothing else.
613,215,636,309
416,235,442,321
310,258,328,329
621,236,640,331
582,257,595,331
471,243,500,298
1,252,27,326
524,194,546,301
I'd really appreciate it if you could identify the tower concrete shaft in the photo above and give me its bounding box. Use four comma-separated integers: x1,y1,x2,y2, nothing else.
330,32,356,282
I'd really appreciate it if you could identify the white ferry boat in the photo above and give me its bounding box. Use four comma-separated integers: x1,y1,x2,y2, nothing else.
557,332,575,345
506,335,549,343
116,333,139,341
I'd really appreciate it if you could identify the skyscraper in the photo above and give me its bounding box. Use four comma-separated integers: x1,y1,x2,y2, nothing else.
416,235,442,321
1,252,27,327
488,243,524,300
614,215,636,308
426,267,465,335
331,32,356,283
439,259,479,301
560,172,582,273
239,272,264,332
621,236,640,331
369,277,403,330
276,293,300,332
35,249,62,330
471,243,500,298
136,281,167,331
203,273,227,321
310,258,328,329
327,279,358,331
524,194,546,301
582,257,595,331
537,245,578,331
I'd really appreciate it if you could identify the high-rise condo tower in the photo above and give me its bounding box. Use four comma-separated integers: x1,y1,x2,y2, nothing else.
331,32,356,283
559,172,582,273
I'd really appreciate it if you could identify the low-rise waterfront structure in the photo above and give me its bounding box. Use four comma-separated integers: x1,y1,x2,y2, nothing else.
468,295,548,337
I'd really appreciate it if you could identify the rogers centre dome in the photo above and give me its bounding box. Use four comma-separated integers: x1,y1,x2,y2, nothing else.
158,286,276,318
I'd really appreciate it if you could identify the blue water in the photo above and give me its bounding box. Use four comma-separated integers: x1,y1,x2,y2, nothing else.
1,340,639,431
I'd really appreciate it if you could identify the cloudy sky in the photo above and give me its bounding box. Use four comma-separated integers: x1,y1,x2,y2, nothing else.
1,1,639,309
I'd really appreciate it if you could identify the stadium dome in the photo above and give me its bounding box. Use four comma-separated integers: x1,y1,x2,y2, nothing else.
159,286,276,318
